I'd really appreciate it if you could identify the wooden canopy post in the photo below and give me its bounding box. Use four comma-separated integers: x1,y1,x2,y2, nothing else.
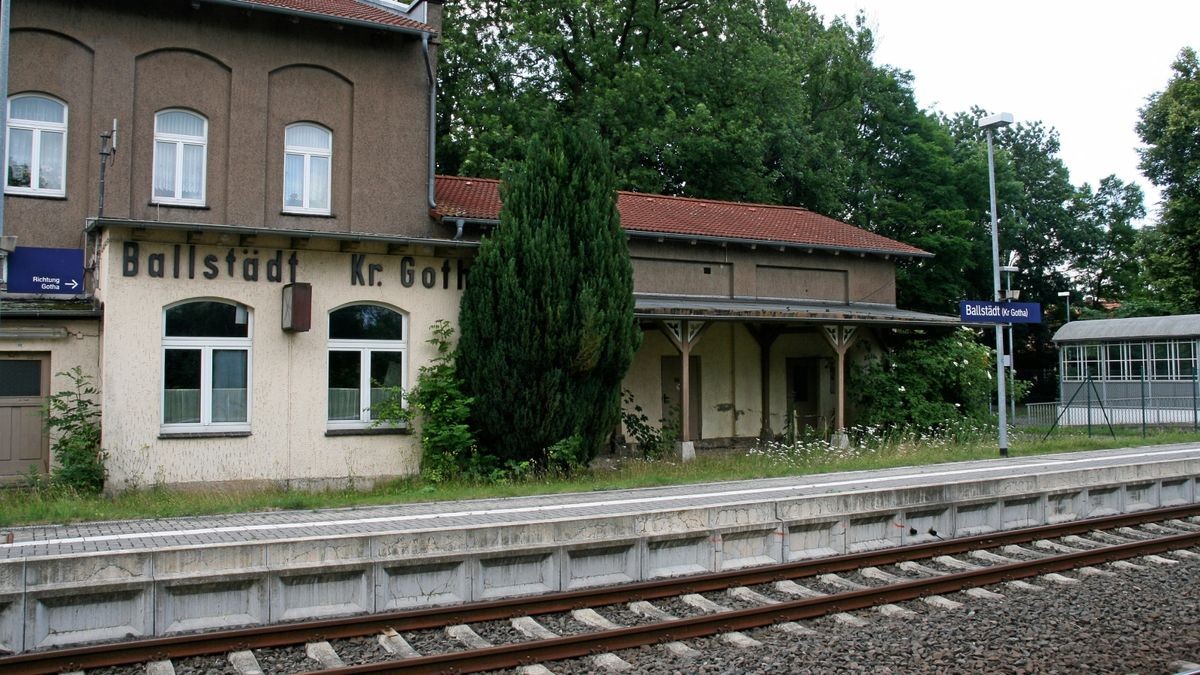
822,325,858,446
658,319,709,457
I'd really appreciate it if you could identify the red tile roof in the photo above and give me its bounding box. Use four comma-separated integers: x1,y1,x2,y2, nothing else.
210,0,434,33
435,175,930,257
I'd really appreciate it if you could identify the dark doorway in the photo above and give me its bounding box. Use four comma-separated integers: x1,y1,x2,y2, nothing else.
786,357,822,434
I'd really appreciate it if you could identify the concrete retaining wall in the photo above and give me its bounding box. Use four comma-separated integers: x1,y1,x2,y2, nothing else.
1,460,1197,653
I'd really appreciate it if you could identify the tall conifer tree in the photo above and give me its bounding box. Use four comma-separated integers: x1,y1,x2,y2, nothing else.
456,124,640,467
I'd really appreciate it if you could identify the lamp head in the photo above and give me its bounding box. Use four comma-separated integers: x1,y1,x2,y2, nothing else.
1057,291,1070,297
978,112,1014,130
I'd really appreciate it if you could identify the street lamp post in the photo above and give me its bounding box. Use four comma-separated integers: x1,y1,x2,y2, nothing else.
979,112,1013,457
1058,290,1071,323
1001,261,1019,421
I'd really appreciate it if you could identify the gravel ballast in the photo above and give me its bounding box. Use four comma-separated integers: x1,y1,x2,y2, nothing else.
540,551,1200,674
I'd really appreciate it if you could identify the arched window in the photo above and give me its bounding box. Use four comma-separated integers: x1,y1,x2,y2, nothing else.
327,304,406,427
162,300,251,431
6,94,67,196
153,109,207,205
284,123,331,214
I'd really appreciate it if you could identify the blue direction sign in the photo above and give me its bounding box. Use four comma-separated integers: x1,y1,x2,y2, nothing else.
6,247,85,295
959,300,1042,324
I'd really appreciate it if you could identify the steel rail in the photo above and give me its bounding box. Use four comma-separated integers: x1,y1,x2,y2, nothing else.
1,504,1197,674
324,529,1200,674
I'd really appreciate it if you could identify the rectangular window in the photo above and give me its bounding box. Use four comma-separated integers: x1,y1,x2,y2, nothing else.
1128,342,1145,380
7,127,32,188
1063,345,1081,381
164,349,201,424
152,110,207,206
6,95,67,197
327,350,361,421
162,300,251,433
1083,345,1101,380
1151,342,1172,380
1105,343,1125,381
1180,341,1196,379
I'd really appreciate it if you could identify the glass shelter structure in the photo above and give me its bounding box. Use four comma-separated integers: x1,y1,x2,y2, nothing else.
1053,315,1200,426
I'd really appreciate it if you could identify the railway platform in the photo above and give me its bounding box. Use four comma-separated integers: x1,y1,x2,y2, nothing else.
1,443,1198,653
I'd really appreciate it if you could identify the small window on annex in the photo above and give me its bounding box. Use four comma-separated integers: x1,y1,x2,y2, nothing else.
327,304,406,428
162,300,251,432
6,94,67,196
153,109,207,205
283,123,331,214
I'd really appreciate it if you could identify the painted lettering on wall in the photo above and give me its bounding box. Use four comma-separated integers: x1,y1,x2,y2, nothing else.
350,254,469,290
122,242,298,283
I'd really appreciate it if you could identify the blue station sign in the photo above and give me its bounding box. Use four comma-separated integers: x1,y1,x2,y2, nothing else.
959,300,1042,324
6,246,85,295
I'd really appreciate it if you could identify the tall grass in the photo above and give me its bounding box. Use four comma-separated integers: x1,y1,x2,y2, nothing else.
1,425,1197,527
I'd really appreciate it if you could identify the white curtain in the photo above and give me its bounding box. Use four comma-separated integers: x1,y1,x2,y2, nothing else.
309,155,329,209
39,131,64,190
10,96,64,123
182,144,204,200
154,141,176,198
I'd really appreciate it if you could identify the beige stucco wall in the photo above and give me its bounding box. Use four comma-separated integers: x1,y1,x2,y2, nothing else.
95,228,465,490
621,323,882,442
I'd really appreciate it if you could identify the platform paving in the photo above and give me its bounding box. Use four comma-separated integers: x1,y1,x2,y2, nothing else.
2,443,1198,560
0,443,1197,654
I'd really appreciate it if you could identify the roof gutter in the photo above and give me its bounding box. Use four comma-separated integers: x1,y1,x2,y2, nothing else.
624,229,932,259
198,0,435,37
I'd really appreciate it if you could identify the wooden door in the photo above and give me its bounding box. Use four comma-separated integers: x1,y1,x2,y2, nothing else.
0,354,50,479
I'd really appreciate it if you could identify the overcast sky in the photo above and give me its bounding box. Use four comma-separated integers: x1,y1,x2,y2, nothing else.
807,0,1200,219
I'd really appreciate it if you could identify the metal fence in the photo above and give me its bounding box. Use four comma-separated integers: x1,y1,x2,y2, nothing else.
1016,381,1200,435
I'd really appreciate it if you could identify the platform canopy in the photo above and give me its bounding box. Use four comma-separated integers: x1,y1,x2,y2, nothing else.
634,295,959,326
1053,314,1200,343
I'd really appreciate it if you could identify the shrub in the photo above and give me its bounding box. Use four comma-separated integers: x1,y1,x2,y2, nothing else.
619,389,679,459
852,327,995,430
374,320,478,483
44,367,106,494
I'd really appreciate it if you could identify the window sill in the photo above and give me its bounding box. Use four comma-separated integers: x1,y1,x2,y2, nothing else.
325,426,410,437
4,190,67,200
159,430,252,439
281,210,336,219
149,201,209,210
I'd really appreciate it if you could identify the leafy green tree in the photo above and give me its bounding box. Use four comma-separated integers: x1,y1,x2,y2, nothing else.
1137,47,1200,313
438,0,879,215
456,123,640,468
1071,175,1145,305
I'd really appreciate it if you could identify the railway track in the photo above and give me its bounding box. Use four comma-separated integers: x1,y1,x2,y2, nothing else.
3,504,1199,675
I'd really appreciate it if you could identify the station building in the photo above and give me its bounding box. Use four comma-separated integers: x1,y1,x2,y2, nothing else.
0,0,955,491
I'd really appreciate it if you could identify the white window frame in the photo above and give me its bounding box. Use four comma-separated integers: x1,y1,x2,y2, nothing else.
326,304,407,430
5,94,67,197
161,300,252,433
152,109,207,206
283,123,332,215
